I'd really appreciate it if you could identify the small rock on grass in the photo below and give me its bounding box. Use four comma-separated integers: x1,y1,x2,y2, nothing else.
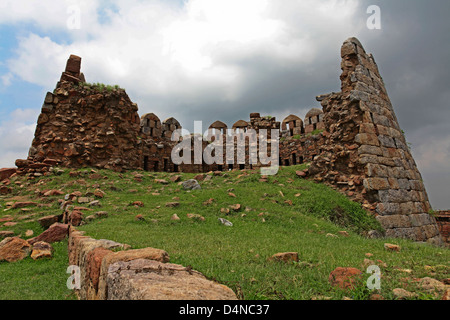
392,288,417,299
218,218,233,227
268,252,299,263
187,214,205,221
384,243,401,252
30,241,54,260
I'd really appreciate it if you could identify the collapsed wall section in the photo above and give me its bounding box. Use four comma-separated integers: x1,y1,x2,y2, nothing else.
309,38,442,245
23,55,142,173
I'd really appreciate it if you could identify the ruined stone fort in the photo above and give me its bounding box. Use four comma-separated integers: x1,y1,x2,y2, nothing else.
15,38,445,246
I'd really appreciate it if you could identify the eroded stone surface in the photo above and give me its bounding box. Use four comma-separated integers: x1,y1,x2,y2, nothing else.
107,259,238,300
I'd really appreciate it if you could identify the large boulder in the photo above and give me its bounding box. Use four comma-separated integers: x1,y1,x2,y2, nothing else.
0,237,31,262
107,259,238,300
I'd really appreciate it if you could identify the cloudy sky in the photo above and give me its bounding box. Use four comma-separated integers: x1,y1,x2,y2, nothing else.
0,0,449,209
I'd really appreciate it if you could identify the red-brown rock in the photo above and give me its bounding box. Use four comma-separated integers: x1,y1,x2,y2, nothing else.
38,215,62,229
0,237,31,262
329,267,363,290
296,170,307,178
28,223,69,245
0,168,16,181
43,189,64,197
30,241,54,260
12,202,38,209
0,186,12,195
68,211,83,226
268,252,299,263
86,247,113,291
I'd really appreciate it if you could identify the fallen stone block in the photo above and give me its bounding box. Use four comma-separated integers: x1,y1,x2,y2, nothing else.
28,223,69,245
0,237,31,262
30,241,54,260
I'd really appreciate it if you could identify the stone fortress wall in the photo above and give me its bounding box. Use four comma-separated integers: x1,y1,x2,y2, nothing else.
15,38,444,246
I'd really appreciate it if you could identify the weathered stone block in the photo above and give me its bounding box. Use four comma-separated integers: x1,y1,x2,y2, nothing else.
364,177,390,191
107,259,238,300
378,135,396,148
365,163,388,177
372,114,391,127
358,145,383,156
385,227,417,241
397,179,411,190
399,202,417,215
409,213,434,228
0,237,31,262
98,247,170,300
377,202,401,216
387,178,400,189
355,133,380,146
377,215,412,229
359,155,379,165
65,55,82,75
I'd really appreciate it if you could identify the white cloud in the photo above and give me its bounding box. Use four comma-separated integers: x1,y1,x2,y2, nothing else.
4,0,362,102
0,108,38,168
1,73,13,87
0,0,100,31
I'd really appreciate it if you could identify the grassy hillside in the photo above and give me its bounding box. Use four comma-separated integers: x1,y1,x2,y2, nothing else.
0,165,448,300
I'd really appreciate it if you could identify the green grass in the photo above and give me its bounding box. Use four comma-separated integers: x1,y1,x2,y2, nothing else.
0,241,76,300
0,165,448,300
78,82,121,92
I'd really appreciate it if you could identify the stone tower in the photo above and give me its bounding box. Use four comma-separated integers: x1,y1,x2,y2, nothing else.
311,38,442,245
25,55,142,172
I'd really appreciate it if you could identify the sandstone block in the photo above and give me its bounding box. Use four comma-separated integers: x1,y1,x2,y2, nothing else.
377,215,411,229
0,237,31,262
355,133,380,146
0,168,16,181
268,252,299,263
107,259,238,300
28,223,69,245
364,177,390,191
358,145,383,156
30,241,54,260
385,228,417,241
328,267,362,290
38,215,63,229
98,247,170,300
65,55,82,75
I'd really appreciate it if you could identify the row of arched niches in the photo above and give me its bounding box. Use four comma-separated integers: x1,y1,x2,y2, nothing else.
139,108,324,139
